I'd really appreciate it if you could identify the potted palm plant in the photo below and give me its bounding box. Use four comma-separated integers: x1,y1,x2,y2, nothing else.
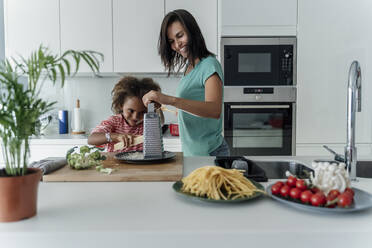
0,45,102,222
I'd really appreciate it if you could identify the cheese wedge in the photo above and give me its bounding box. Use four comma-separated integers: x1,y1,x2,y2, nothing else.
114,135,143,151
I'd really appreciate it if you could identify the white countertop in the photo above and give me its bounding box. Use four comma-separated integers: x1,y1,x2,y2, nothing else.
1,156,372,248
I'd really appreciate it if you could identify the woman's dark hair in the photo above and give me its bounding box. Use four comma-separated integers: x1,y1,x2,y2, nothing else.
111,76,161,114
158,9,214,75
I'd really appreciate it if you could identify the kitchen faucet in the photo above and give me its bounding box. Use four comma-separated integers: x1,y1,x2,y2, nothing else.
323,61,361,181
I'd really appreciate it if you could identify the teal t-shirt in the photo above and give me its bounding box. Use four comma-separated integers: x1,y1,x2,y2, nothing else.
176,56,224,156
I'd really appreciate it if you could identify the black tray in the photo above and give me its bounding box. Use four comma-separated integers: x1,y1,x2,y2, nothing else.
214,156,268,182
114,151,176,164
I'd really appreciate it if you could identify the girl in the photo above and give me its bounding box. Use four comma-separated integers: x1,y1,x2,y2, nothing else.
142,9,230,157
88,76,163,152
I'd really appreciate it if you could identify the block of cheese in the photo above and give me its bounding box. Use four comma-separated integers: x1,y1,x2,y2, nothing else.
114,135,143,151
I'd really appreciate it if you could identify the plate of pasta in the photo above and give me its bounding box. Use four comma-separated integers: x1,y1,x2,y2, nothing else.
172,166,265,203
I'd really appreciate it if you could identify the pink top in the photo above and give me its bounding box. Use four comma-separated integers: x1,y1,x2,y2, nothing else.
91,114,143,152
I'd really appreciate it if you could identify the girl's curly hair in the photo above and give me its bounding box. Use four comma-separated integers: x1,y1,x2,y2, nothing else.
111,76,161,114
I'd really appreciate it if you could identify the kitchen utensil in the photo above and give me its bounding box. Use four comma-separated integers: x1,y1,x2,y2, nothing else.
169,123,179,136
143,103,163,158
72,99,85,135
172,180,264,203
267,184,372,213
114,150,176,164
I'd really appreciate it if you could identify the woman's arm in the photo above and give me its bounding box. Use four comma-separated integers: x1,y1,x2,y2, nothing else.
142,73,223,119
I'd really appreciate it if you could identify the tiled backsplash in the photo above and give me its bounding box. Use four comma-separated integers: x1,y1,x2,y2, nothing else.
39,75,180,135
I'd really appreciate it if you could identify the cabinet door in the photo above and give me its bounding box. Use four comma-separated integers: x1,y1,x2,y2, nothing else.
113,0,164,73
296,0,372,144
165,0,218,55
60,0,113,73
221,0,297,36
4,0,60,59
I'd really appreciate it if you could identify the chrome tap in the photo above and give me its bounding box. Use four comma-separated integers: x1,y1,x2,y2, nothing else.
345,61,362,181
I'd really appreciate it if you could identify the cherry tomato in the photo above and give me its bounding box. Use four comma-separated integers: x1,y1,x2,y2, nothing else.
310,192,326,207
311,187,320,194
328,189,341,199
286,176,297,187
300,190,313,204
289,187,302,199
344,188,355,197
274,181,285,188
280,185,291,197
295,179,307,191
271,184,282,195
338,192,353,208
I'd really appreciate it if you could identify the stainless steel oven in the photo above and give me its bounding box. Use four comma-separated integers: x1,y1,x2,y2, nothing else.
224,86,296,156
221,37,296,86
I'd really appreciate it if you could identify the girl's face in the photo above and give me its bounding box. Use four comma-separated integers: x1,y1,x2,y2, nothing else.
167,21,189,58
122,96,146,127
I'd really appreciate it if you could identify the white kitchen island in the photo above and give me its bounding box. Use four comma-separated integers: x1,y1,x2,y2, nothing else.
1,156,372,248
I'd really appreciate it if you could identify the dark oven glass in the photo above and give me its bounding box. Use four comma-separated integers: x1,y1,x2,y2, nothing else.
224,102,293,156
224,45,293,86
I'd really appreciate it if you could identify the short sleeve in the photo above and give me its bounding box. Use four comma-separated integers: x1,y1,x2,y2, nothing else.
90,115,117,134
201,57,224,86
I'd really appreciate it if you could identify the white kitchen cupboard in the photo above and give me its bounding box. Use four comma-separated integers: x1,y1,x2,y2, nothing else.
296,0,372,156
113,0,164,73
165,0,218,55
60,0,113,73
4,0,60,59
221,0,297,36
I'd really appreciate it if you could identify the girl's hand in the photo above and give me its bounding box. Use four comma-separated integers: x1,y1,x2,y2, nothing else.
111,133,134,148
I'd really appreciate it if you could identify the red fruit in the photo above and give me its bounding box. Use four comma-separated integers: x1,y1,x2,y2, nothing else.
344,188,355,197
310,192,326,207
280,185,291,197
271,184,282,195
328,189,341,199
286,176,297,187
338,192,353,208
311,187,320,194
295,179,307,191
300,190,313,204
289,187,302,199
274,181,285,188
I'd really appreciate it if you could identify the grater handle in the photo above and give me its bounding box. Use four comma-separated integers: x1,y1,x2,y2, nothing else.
148,102,155,113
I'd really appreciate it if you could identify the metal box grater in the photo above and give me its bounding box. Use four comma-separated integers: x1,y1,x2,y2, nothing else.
143,103,164,158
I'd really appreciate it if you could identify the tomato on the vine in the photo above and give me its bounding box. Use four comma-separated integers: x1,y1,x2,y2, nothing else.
337,192,353,208
280,185,291,197
295,179,307,190
286,176,297,187
271,184,282,195
289,187,302,199
300,190,313,204
310,192,326,207
344,188,355,197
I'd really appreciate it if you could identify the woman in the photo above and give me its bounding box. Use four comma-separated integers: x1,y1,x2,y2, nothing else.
142,9,229,156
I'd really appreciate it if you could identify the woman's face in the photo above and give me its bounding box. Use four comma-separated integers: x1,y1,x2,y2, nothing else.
122,96,146,127
167,21,189,58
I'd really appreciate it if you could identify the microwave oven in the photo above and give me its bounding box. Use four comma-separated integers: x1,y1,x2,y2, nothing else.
221,37,297,86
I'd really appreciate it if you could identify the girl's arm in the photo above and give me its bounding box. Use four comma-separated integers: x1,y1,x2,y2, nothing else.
88,132,136,147
142,73,222,119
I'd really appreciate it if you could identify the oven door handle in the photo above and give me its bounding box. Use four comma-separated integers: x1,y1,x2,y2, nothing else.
230,105,290,109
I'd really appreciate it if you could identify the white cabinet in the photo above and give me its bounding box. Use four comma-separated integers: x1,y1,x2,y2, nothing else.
165,0,218,55
296,0,372,156
113,0,164,73
60,0,113,72
4,0,60,59
221,0,297,36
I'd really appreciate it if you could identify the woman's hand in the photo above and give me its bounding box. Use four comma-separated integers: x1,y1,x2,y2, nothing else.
142,90,174,107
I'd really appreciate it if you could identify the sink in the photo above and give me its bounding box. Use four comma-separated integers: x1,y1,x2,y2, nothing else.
357,161,372,178
253,160,314,179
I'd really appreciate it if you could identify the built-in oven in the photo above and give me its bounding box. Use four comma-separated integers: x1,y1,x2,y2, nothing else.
224,87,296,156
221,37,296,86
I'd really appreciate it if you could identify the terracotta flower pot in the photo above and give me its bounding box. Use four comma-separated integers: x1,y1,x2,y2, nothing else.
0,168,42,222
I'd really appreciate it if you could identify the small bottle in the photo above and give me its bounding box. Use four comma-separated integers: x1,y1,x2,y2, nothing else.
58,110,68,134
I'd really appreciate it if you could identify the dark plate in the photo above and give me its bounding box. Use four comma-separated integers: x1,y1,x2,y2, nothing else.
172,180,265,203
267,183,372,213
114,150,176,164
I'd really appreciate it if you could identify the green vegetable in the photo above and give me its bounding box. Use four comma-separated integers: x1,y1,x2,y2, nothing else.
66,145,105,170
